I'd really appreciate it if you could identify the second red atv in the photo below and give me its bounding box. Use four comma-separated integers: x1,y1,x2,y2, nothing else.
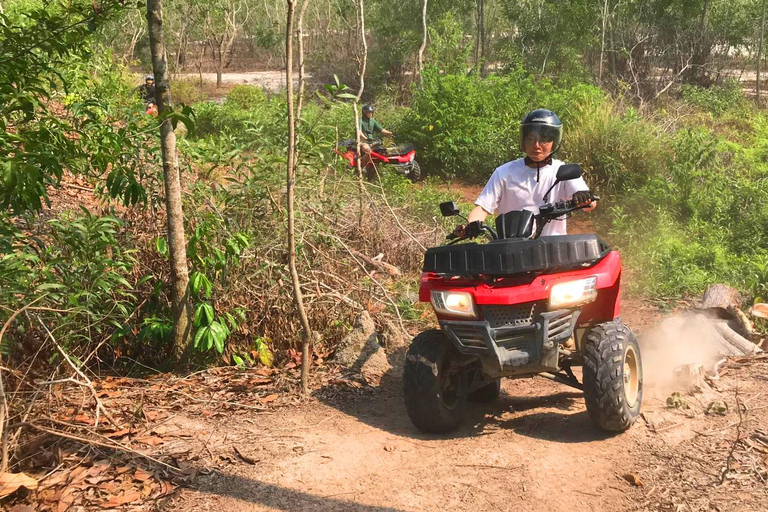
403,164,643,433
334,138,421,182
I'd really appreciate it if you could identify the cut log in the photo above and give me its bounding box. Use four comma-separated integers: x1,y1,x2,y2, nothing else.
711,320,762,355
701,284,743,311
752,303,768,319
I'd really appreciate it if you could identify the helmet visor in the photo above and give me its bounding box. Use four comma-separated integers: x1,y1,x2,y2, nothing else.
521,124,561,147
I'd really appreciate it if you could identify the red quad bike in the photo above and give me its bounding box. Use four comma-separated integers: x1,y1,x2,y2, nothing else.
334,139,421,182
403,163,643,433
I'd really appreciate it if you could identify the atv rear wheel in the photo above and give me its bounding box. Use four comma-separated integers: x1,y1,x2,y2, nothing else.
468,379,501,402
403,330,467,433
583,322,643,432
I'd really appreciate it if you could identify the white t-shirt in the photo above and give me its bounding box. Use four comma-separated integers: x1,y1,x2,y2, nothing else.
474,158,589,236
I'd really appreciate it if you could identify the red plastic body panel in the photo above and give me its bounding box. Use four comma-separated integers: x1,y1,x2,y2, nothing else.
333,148,415,168
419,250,622,325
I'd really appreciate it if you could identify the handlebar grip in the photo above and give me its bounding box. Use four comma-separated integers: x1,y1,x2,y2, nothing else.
446,232,458,240
592,195,600,201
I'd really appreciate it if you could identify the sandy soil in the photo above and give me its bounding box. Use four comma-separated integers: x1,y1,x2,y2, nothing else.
175,71,305,93
162,351,768,512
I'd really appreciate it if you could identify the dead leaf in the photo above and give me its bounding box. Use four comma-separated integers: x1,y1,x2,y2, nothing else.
248,377,273,385
105,428,131,439
233,446,258,465
0,473,38,498
69,466,88,485
97,390,123,398
622,474,644,487
135,436,164,446
152,425,172,435
116,466,132,475
73,414,92,425
144,410,165,421
134,469,153,482
88,460,110,476
255,368,274,376
103,489,142,508
259,394,278,403
57,491,75,512
9,505,34,512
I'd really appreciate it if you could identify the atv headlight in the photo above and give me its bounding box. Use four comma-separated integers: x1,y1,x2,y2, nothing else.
431,290,477,318
549,277,597,310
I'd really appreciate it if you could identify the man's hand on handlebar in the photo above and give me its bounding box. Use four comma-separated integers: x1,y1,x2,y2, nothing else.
450,221,483,240
572,190,593,206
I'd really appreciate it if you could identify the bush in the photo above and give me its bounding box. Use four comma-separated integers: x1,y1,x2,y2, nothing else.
225,85,268,110
680,80,748,117
399,67,605,181
171,78,204,106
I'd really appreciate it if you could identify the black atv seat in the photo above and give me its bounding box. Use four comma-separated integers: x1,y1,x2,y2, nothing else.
423,234,612,277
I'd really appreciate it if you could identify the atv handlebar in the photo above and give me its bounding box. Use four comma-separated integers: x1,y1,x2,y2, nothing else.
446,196,599,244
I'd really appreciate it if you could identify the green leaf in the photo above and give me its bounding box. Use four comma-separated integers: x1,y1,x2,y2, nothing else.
193,326,209,348
210,321,228,353
155,237,168,257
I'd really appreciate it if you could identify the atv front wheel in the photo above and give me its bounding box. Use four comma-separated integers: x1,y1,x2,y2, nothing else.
406,161,421,182
403,330,467,433
583,322,643,432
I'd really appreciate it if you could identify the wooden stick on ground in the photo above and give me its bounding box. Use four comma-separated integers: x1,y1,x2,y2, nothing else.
36,318,120,429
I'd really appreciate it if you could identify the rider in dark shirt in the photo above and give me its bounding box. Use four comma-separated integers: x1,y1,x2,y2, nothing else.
357,105,392,171
137,75,156,104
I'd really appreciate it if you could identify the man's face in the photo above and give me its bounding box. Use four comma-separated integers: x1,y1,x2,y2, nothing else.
523,133,554,162
146,79,154,86
364,111,373,119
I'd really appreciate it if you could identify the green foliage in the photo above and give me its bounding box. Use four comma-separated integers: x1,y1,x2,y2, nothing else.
400,67,605,180
680,80,748,117
225,85,268,110
1,209,138,354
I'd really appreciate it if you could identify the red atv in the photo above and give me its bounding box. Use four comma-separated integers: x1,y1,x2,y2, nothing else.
334,138,421,182
404,164,643,433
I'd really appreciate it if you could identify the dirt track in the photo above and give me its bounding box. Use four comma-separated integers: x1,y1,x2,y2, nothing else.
166,350,768,512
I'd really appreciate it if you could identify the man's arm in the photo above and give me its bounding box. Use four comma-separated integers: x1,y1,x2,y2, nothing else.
468,205,491,223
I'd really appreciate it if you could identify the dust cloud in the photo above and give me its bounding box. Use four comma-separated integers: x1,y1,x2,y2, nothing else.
638,313,728,395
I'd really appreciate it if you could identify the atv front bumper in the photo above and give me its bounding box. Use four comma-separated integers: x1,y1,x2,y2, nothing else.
440,305,580,378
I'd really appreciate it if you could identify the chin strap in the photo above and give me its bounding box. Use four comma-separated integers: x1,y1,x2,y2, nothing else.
524,155,553,182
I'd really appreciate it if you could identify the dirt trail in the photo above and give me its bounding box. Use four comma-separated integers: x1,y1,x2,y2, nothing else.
173,373,646,512
166,353,768,512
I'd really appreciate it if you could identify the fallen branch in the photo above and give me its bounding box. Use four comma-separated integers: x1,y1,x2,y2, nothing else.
348,247,401,277
36,318,120,429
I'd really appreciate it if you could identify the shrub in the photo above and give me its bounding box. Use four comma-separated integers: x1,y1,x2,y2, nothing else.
225,85,268,110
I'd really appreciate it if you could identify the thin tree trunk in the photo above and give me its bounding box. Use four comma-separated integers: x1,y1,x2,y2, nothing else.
759,0,766,108
479,0,486,75
147,0,192,361
417,0,427,83
216,43,224,88
285,0,313,396
295,0,311,394
353,0,368,227
599,0,608,83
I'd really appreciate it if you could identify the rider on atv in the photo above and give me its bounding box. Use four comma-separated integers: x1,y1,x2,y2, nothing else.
138,75,156,105
357,105,393,171
457,109,596,237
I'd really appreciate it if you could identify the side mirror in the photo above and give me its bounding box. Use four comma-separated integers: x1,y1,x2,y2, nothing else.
543,164,584,202
556,163,583,182
439,201,460,217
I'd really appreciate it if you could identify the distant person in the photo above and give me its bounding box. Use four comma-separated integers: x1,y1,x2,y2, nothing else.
458,108,596,237
137,75,156,105
357,105,392,171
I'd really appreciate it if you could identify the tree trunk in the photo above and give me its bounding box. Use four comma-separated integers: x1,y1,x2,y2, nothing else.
599,0,609,83
353,0,368,227
147,0,192,361
758,0,766,108
285,0,313,396
216,46,224,88
417,0,427,83
295,0,311,394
